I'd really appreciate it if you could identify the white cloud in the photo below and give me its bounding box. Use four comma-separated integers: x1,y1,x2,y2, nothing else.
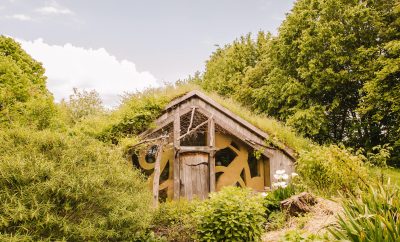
18,38,159,107
36,6,73,15
6,14,32,21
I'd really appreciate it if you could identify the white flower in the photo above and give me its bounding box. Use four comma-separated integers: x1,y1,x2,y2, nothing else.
291,172,299,177
276,169,286,175
282,174,289,180
261,192,268,197
272,181,287,188
273,174,282,180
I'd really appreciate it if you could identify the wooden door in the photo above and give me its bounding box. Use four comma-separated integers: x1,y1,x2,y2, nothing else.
180,152,209,200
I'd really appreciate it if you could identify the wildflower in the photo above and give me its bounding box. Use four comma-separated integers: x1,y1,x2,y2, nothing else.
272,181,287,188
276,169,286,175
261,192,268,197
291,172,298,178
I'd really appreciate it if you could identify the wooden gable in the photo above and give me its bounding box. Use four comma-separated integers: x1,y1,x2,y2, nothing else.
139,90,296,205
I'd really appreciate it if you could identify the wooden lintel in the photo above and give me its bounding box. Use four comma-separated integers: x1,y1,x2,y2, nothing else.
178,146,216,153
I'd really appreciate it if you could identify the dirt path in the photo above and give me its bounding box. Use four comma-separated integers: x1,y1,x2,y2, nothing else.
263,197,342,241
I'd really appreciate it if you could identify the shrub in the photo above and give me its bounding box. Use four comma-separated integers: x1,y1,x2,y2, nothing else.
0,128,153,241
151,200,198,242
328,181,400,241
264,185,296,215
195,186,265,242
266,211,287,231
296,145,368,196
0,36,56,130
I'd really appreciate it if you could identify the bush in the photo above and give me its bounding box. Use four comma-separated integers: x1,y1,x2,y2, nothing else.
151,200,198,242
264,185,296,215
266,211,287,231
296,145,368,196
328,181,400,241
0,128,153,241
195,187,265,241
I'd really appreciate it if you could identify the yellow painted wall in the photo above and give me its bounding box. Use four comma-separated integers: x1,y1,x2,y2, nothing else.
136,132,270,200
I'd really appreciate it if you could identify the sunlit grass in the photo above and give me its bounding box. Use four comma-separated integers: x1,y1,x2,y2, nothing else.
369,166,400,187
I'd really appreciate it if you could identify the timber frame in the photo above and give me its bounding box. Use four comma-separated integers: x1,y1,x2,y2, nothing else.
137,90,296,206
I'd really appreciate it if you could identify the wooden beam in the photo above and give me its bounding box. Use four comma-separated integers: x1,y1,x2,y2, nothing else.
173,108,180,200
139,106,194,139
178,116,212,141
152,141,164,207
132,135,169,147
208,117,216,193
178,146,216,153
187,107,196,133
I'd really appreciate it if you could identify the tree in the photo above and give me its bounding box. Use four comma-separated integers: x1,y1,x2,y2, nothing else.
201,0,400,166
60,88,105,124
359,1,400,165
0,36,55,129
202,32,270,106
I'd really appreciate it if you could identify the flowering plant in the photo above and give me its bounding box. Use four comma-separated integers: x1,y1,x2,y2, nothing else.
272,169,298,189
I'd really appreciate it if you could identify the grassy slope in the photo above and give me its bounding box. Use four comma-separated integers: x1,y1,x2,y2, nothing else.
370,167,400,187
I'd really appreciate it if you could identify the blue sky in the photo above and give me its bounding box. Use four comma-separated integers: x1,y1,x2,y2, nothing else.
1,0,295,106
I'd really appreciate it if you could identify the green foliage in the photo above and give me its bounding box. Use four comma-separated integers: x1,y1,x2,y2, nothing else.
370,167,400,187
281,230,329,242
0,128,153,241
151,200,198,242
329,182,400,241
195,187,265,242
359,1,400,166
296,145,368,195
264,185,297,215
59,87,105,125
365,144,393,167
0,35,55,129
98,84,196,144
202,33,270,106
266,211,287,231
200,0,400,167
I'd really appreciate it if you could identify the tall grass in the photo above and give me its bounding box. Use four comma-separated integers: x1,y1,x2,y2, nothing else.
329,182,400,241
0,128,153,241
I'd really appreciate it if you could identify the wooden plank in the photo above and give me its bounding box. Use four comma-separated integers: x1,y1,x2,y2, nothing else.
202,162,209,199
192,159,199,199
152,142,163,207
184,156,192,200
208,117,216,193
173,108,180,200
179,146,214,153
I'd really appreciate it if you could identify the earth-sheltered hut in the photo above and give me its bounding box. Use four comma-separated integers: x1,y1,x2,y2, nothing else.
132,90,296,205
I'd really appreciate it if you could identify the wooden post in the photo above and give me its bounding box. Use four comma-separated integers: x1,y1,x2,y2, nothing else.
173,108,181,200
208,117,216,193
152,141,164,207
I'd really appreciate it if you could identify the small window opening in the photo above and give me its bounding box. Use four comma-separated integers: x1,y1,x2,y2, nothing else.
215,147,237,167
160,160,170,183
248,151,260,178
145,145,158,163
